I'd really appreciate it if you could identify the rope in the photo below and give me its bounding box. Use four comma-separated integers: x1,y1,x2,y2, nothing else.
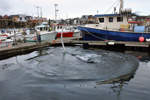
82,27,106,40
61,26,66,53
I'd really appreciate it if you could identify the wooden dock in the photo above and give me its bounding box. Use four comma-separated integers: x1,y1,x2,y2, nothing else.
54,37,150,47
54,38,150,52
0,42,51,60
0,36,150,60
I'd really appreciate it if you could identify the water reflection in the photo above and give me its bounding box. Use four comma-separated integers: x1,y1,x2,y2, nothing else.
1,47,147,100
96,74,135,99
125,51,150,63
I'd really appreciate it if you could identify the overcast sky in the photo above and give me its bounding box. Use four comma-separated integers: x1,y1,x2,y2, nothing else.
0,0,149,19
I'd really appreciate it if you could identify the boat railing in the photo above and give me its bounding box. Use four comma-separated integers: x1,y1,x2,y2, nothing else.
85,24,100,28
83,24,150,33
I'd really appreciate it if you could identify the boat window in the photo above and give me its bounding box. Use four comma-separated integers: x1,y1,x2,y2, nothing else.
40,28,42,31
53,26,56,31
117,17,123,22
60,26,62,29
99,18,104,23
109,17,113,22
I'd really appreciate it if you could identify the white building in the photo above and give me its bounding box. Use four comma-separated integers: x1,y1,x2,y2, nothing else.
17,14,28,22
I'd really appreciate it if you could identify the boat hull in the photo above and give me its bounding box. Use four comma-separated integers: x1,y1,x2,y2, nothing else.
56,31,73,38
26,31,57,42
73,31,81,37
78,26,150,42
41,32,57,41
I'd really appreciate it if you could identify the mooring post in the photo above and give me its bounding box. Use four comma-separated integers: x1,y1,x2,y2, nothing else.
83,43,89,49
148,45,150,53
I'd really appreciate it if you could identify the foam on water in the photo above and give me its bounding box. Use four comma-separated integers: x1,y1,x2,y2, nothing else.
17,47,139,81
0,47,139,82
76,54,102,63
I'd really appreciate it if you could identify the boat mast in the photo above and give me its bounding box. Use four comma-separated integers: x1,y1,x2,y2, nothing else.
119,0,124,14
40,7,42,20
55,4,58,22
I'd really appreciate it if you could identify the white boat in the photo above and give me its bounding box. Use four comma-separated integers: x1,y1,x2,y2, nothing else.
51,24,81,38
0,28,24,41
25,22,57,42
25,31,57,42
69,26,81,37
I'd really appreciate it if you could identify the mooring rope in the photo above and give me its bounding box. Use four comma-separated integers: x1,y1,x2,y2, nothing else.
61,26,66,53
82,27,107,40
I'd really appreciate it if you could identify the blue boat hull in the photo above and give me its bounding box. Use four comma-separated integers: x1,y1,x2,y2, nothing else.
78,26,150,41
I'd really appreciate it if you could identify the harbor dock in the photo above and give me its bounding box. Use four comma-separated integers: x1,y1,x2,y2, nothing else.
0,42,51,60
1,36,150,60
54,37,150,52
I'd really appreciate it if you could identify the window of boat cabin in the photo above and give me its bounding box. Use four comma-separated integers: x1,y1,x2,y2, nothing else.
40,28,42,31
109,17,113,22
57,26,60,29
53,26,56,31
117,17,123,22
99,18,104,23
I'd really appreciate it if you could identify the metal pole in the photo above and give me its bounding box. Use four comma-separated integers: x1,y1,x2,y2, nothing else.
40,7,42,19
35,6,39,24
61,26,66,52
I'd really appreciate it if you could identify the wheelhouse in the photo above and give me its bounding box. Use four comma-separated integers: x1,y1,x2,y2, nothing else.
94,13,137,30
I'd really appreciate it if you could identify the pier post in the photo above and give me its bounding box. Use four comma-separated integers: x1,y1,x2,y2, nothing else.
83,43,89,49
148,45,150,53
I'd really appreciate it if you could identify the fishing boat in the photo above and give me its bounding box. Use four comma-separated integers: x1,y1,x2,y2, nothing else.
67,26,81,37
78,0,150,42
51,25,73,38
25,22,57,42
0,29,22,41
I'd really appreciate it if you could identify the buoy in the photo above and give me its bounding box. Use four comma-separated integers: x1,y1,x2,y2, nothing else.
33,37,36,40
0,40,1,44
137,56,142,59
139,36,144,42
8,45,12,47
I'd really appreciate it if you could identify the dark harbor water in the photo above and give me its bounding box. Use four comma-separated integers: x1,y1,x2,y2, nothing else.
0,46,149,100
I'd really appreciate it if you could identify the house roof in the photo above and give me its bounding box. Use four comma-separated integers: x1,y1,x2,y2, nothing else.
94,13,137,17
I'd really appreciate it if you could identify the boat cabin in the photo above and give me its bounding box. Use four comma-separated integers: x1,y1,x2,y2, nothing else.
35,22,50,31
94,13,137,30
50,25,66,31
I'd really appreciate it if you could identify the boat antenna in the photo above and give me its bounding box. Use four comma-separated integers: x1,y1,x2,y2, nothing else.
55,4,58,22
119,0,124,14
105,0,120,14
